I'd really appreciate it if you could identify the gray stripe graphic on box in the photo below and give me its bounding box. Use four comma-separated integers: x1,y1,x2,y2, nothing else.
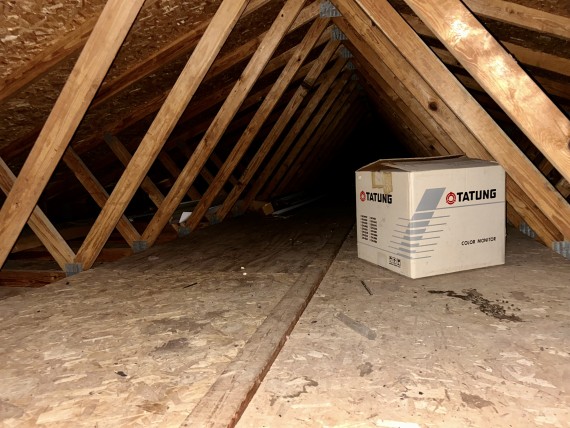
416,187,446,212
392,187,446,259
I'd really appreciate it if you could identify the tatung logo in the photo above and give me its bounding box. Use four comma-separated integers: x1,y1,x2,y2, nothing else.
446,189,497,204
360,191,392,204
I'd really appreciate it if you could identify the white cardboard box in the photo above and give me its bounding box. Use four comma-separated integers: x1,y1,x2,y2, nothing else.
355,155,505,278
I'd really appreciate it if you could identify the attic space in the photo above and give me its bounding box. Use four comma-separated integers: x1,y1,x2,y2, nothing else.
0,0,569,426
0,0,569,280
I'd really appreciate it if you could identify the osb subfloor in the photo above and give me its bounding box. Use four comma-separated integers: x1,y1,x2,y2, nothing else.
1,201,569,428
239,223,570,427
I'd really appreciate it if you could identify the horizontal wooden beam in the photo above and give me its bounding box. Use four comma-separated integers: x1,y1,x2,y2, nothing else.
0,270,66,287
464,0,570,40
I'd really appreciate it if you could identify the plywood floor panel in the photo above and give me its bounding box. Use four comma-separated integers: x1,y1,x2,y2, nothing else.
238,226,570,428
0,202,354,427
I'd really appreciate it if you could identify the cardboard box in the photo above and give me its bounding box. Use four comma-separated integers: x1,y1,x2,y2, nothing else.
355,155,505,278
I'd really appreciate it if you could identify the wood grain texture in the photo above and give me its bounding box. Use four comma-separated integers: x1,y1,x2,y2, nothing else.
402,0,570,183
75,0,252,269
0,0,145,268
464,0,570,40
181,266,326,428
273,75,354,197
346,0,570,241
183,13,327,231
256,56,348,201
0,270,66,287
332,0,565,245
0,158,75,270
217,37,340,221
62,147,141,246
141,0,309,246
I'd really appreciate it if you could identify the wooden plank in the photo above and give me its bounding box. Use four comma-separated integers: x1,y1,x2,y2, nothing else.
0,270,66,288
337,20,461,156
333,2,565,245
272,75,355,197
502,41,570,79
12,224,90,254
181,266,326,428
178,144,216,186
261,57,349,200
556,177,570,198
205,1,321,88
94,0,272,108
104,135,180,233
210,152,240,187
74,0,251,270
104,134,166,209
401,13,570,101
62,148,141,246
400,11,570,80
141,0,309,247
0,0,145,268
296,104,366,191
157,152,202,201
183,15,328,231
214,38,341,222
244,55,347,207
346,0,570,241
356,57,452,156
0,158,75,270
464,0,570,40
401,0,570,183
3,1,308,165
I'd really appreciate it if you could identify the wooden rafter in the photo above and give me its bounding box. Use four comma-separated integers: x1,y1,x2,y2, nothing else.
0,0,275,164
214,38,343,223
141,0,310,247
157,152,202,201
74,0,252,270
272,73,355,197
103,134,179,234
0,158,75,270
295,96,367,191
241,53,347,211
350,36,562,245
283,82,361,195
401,0,570,183
463,0,570,40
340,0,570,242
332,0,566,245
400,14,570,102
62,148,142,246
0,0,145,268
182,16,330,232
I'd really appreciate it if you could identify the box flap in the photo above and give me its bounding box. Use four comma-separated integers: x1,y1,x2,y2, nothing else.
357,155,498,172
